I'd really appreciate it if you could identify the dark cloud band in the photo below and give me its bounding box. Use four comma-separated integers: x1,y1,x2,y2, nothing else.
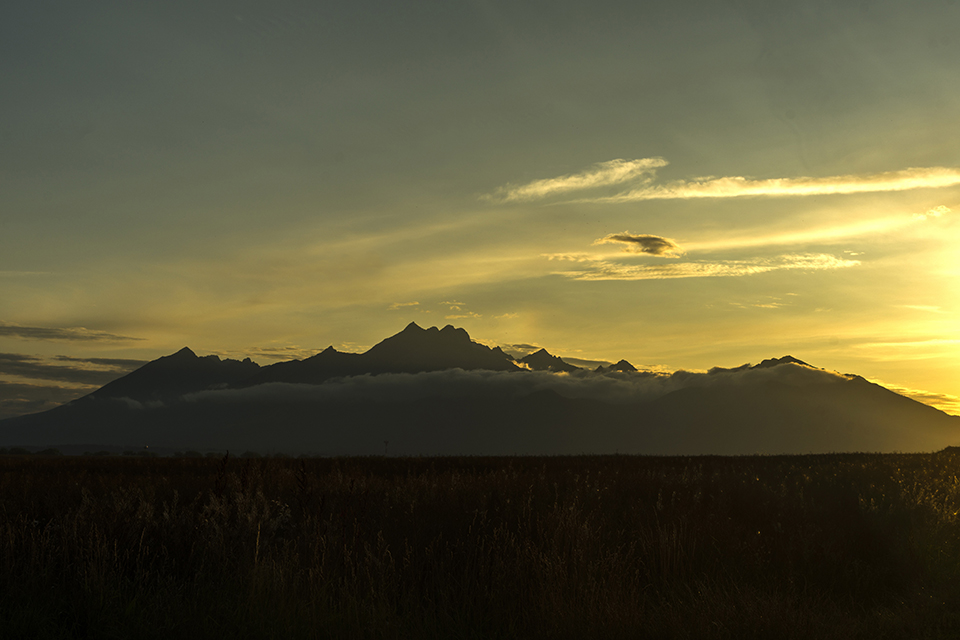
0,323,142,342
0,353,143,386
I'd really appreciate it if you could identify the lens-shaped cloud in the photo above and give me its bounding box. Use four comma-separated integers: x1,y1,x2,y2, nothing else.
593,232,684,256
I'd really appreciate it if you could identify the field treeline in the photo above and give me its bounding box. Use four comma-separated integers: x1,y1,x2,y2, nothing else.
2,453,960,639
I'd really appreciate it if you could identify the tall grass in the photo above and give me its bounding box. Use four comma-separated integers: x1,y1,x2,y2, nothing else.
2,453,960,638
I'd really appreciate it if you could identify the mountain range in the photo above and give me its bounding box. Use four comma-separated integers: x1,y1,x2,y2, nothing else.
1,322,957,455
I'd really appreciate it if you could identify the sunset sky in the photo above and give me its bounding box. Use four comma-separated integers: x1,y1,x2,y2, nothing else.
2,0,959,420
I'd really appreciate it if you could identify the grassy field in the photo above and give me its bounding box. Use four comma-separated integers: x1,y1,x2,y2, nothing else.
2,452,960,639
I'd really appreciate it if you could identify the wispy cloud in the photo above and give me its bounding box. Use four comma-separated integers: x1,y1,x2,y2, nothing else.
729,300,786,310
0,322,142,342
542,252,596,262
593,232,684,256
857,338,960,349
897,305,944,313
488,159,960,204
441,300,472,314
557,253,860,281
913,205,951,221
388,301,420,310
485,158,667,203
868,379,960,416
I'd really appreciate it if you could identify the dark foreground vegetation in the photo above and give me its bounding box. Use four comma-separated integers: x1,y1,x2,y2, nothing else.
3,452,960,639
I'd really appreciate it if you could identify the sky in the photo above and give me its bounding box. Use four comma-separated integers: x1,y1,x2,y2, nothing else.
2,0,959,421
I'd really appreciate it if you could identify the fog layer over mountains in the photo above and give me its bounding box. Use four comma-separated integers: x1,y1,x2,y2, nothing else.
1,323,957,455
183,359,846,407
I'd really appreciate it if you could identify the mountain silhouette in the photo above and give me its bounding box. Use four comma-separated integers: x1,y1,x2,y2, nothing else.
239,346,364,386
240,322,519,386
518,348,580,372
89,347,260,402
361,322,520,373
595,359,638,373
1,323,958,455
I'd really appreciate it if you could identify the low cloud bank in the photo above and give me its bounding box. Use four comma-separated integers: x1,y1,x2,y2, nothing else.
183,363,849,406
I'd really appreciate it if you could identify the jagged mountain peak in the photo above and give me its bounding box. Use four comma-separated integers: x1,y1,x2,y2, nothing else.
440,324,469,338
597,359,638,373
519,349,580,373
753,356,810,369
363,323,519,373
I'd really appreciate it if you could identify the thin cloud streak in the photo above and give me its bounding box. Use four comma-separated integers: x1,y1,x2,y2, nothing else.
577,166,960,202
486,158,667,203
388,301,420,310
489,159,960,204
857,339,960,349
558,253,860,281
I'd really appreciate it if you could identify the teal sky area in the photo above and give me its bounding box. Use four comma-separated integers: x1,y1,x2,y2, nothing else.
2,0,959,420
